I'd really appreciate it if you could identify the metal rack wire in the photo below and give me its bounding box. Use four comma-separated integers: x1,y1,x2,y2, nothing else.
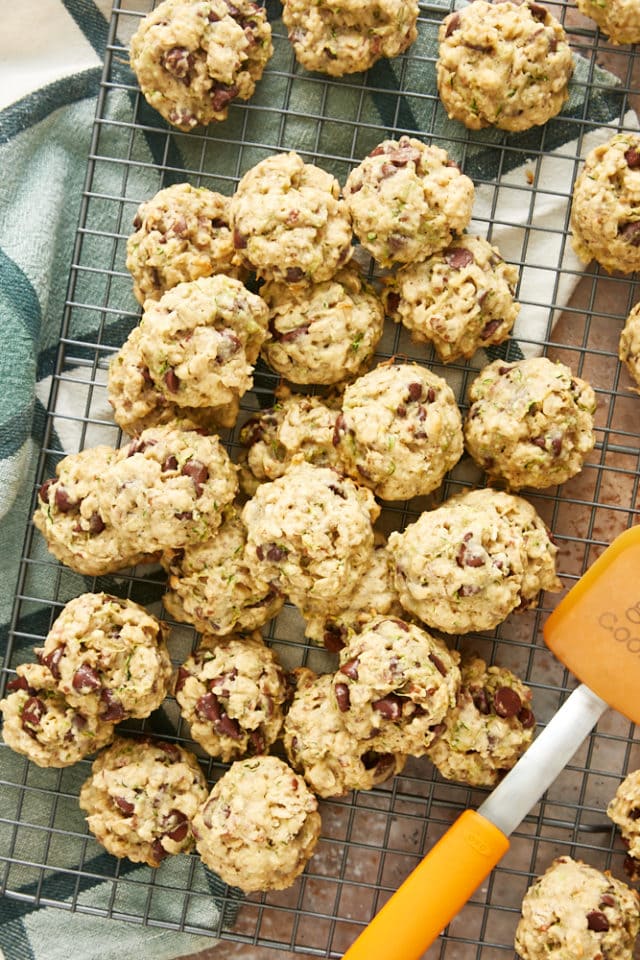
2,0,640,956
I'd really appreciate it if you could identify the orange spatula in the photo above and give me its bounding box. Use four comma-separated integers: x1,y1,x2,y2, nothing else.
342,525,640,960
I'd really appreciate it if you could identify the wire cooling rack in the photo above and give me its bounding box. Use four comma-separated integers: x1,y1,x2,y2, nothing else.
2,1,640,956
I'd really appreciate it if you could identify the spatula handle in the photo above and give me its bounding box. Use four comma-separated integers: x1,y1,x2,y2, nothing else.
341,809,509,960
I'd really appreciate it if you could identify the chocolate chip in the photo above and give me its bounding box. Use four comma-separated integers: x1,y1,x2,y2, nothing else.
162,46,193,79
175,511,193,520
586,910,609,932
174,667,191,694
518,706,536,729
445,12,460,35
164,368,180,393
407,382,422,402
216,330,241,359
42,645,65,679
549,36,557,52
456,541,485,568
248,729,266,755
196,692,222,722
481,319,502,339
100,689,125,722
181,459,208,496
73,664,101,693
22,696,45,727
339,658,360,681
156,741,182,762
88,512,105,535
211,82,239,112
323,623,346,652
444,247,474,270
162,455,178,472
208,9,221,20
209,668,238,694
54,487,75,513
334,682,350,712
38,479,54,502
333,413,346,447
630,807,640,820
619,221,640,245
114,796,135,816
7,675,31,693
369,144,389,157
388,618,410,632
472,688,490,715
498,365,512,375
551,435,563,456
429,653,447,677
233,227,247,249
380,162,398,179
165,814,189,843
528,2,548,21
396,404,407,417
493,686,522,718
275,324,310,343
150,839,168,863
385,291,400,314
372,693,405,720
531,436,546,449
285,267,305,283
265,543,286,562
600,894,616,907
133,214,142,230
625,147,640,169
215,712,243,740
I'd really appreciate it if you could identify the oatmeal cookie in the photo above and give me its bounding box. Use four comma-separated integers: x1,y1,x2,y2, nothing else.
464,357,597,490
238,393,342,496
619,302,640,390
331,615,461,755
100,424,238,555
302,535,403,651
343,137,474,267
162,507,283,635
260,266,384,385
333,362,463,501
129,0,273,131
134,275,269,414
426,656,535,787
34,593,172,723
0,663,115,768
437,0,573,132
388,487,561,634
576,0,640,45
515,857,640,960
126,183,242,305
192,755,321,892
230,151,353,283
79,736,208,867
242,462,379,614
283,669,406,797
108,325,240,436
607,769,640,882
174,632,288,762
570,133,640,274
383,235,519,363
282,0,419,77
33,447,154,577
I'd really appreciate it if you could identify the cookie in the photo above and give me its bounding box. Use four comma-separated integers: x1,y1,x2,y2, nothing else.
464,357,597,490
242,462,379,614
260,266,384,385
570,133,640,274
230,151,353,283
79,736,208,867
108,325,240,436
283,669,406,797
238,393,342,496
607,769,640,882
302,536,403,651
426,656,535,787
126,183,243,305
0,664,115,768
129,0,273,131
33,447,155,577
383,235,519,363
192,755,321,892
132,275,269,415
333,362,463,501
343,137,474,267
437,0,573,132
576,0,640,45
619,302,640,390
100,424,238,554
515,856,640,960
331,615,461,755
282,0,419,77
174,632,288,762
33,593,172,723
388,487,561,634
162,507,283,635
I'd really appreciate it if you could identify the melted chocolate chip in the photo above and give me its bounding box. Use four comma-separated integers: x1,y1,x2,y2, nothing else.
73,664,101,693
162,455,178,472
54,487,76,513
586,910,609,932
22,696,46,727
323,623,346,652
42,645,65,679
114,796,135,816
88,512,105,535
372,693,405,720
444,246,474,270
334,682,350,712
211,82,239,112
339,658,360,681
100,689,125,722
493,686,522,718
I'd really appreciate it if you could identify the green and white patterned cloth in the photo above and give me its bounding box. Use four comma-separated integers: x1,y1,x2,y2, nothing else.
0,2,635,958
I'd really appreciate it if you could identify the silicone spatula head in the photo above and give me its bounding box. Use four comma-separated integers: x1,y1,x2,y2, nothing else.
543,525,640,725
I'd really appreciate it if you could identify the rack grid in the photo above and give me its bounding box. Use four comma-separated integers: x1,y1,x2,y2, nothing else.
2,1,640,956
